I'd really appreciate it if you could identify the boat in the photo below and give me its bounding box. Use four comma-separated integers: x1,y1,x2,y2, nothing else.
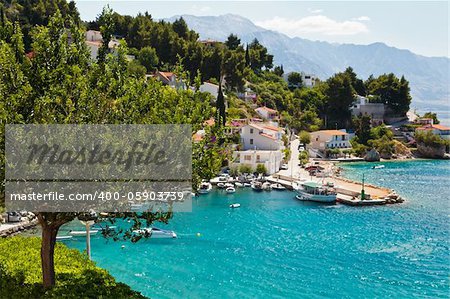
372,165,385,169
235,182,244,188
229,203,241,208
243,182,252,187
226,186,236,194
217,182,226,189
262,182,272,191
251,181,263,192
295,181,336,203
198,182,212,194
69,230,99,236
133,227,177,238
271,183,286,190
56,235,73,241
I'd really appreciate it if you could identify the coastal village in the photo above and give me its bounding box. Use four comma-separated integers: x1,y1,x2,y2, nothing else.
0,3,449,298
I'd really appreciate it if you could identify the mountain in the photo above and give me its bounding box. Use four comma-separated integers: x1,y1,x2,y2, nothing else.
166,14,450,116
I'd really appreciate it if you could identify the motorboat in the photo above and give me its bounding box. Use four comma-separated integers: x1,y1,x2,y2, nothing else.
271,183,286,191
262,182,272,191
295,181,336,203
69,230,99,236
230,203,241,208
251,181,263,192
198,182,212,194
235,182,244,188
133,227,177,238
243,182,252,187
226,186,236,194
217,182,226,189
372,165,385,169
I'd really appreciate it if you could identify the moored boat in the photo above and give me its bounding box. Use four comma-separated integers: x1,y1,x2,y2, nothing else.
235,182,244,188
251,181,263,192
295,181,336,203
133,227,177,238
230,203,241,208
217,182,226,189
226,186,236,194
262,182,272,191
198,182,212,194
69,230,99,236
271,183,286,190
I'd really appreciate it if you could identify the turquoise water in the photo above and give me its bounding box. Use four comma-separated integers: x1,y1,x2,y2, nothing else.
63,159,449,298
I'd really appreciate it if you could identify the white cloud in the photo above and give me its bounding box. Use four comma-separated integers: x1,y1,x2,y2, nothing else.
255,15,369,36
308,8,323,14
352,16,371,22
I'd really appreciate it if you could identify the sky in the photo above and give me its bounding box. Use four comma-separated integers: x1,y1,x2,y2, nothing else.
74,1,449,58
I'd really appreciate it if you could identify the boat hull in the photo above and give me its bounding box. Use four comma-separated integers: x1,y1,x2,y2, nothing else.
295,191,336,203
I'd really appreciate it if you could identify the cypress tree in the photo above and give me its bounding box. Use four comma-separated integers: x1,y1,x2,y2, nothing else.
216,84,226,126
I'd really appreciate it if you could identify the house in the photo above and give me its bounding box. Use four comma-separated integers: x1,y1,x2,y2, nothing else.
351,95,385,125
416,118,434,126
199,39,220,48
310,130,352,150
255,106,278,121
230,150,282,175
199,82,220,99
240,123,284,150
154,71,186,90
237,86,257,103
301,73,318,88
415,124,450,140
86,30,103,42
85,30,122,60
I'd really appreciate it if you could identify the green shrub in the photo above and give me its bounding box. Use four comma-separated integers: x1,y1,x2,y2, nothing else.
256,164,268,175
239,164,253,174
415,131,448,147
0,236,146,299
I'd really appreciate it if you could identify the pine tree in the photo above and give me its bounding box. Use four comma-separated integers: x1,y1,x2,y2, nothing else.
215,84,226,126
245,44,250,67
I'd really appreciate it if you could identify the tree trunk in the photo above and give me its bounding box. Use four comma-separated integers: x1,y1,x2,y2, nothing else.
41,225,59,288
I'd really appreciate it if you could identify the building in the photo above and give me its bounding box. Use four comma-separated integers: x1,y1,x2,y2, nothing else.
240,123,284,150
154,70,186,90
416,118,434,126
86,30,103,42
230,150,282,175
199,82,220,99
301,73,318,88
310,130,352,150
255,106,278,121
351,95,385,125
415,124,450,140
85,30,122,60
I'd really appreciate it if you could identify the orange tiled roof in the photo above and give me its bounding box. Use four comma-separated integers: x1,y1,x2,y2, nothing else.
260,132,277,140
204,118,215,126
315,130,348,136
256,106,278,114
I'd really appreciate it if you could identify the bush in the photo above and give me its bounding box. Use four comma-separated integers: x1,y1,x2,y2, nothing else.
0,236,146,299
239,164,253,174
415,131,448,147
256,164,268,175
299,131,311,145
298,151,309,166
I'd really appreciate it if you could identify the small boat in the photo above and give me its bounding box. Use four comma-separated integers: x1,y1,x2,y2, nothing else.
224,183,234,188
217,182,226,189
251,181,263,192
69,230,99,236
235,182,244,188
226,186,236,194
295,181,336,203
133,227,177,239
243,182,252,187
230,203,241,208
262,182,272,191
56,236,73,241
198,182,212,194
372,165,385,169
271,183,286,190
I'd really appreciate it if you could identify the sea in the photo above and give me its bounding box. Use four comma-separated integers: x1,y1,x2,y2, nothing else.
62,159,449,298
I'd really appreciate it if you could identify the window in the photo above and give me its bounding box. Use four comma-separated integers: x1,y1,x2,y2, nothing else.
244,155,251,161
341,135,345,141
256,155,260,162
250,128,254,134
250,139,253,145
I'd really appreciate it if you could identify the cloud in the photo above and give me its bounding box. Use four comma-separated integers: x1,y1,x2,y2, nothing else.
308,8,323,14
255,15,369,36
190,5,211,13
352,16,371,22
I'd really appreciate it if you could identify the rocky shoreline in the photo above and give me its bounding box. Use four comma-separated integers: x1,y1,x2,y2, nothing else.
0,219,38,238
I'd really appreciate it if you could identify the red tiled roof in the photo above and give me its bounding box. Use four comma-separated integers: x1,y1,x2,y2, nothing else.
260,132,277,140
314,130,348,136
204,118,215,126
417,124,450,131
263,125,281,132
256,106,278,114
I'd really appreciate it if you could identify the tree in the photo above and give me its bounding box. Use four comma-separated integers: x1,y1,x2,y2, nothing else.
287,72,302,90
299,131,311,144
324,73,355,129
137,46,159,72
239,164,253,174
172,17,188,39
97,5,114,63
273,65,284,77
225,34,240,50
215,84,226,126
353,114,372,145
256,164,267,175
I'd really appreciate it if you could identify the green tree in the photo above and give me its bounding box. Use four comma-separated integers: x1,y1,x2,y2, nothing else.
97,5,114,63
225,34,240,50
256,164,267,175
273,65,284,77
137,46,159,72
422,112,440,124
324,73,355,129
287,72,302,89
172,17,188,39
353,114,372,145
215,84,226,126
299,131,311,144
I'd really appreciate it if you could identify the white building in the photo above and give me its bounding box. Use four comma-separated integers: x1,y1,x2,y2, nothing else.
199,82,220,99
240,123,284,151
230,150,282,175
310,130,352,150
301,73,318,88
351,95,385,125
85,30,103,42
255,106,278,121
154,71,187,90
415,124,450,140
85,30,121,60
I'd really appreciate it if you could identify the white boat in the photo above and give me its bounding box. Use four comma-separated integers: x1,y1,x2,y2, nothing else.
251,181,263,192
224,183,234,188
198,182,212,194
372,165,385,169
226,186,236,194
235,182,244,188
69,230,99,236
295,181,336,203
243,182,252,187
133,227,177,238
230,203,241,208
271,183,286,190
262,182,272,191
217,182,226,189
56,235,73,241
